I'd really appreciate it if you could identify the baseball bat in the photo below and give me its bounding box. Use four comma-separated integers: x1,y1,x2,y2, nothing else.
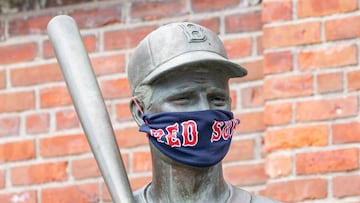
47,15,134,203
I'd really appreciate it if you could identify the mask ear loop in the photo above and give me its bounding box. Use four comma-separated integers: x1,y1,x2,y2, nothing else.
131,97,148,125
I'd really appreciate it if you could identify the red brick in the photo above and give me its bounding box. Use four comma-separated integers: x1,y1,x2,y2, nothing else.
223,37,252,59
0,170,4,188
0,70,5,89
224,163,267,186
55,109,80,130
263,21,321,48
78,35,98,53
91,54,125,75
224,139,254,162
235,111,264,133
296,148,359,174
264,102,292,126
0,140,35,162
42,41,51,59
333,175,360,198
118,152,130,173
43,35,97,59
264,74,313,100
122,152,130,172
265,154,292,178
40,86,72,108
230,59,263,83
40,134,90,157
262,0,292,23
193,18,220,34
264,51,292,75
11,63,62,86
192,0,239,12
256,35,263,55
0,43,37,65
100,78,131,99
317,72,343,93
71,158,101,179
131,0,185,21
11,162,68,185
230,89,237,110
104,25,156,50
297,0,358,18
42,183,99,203
296,96,358,122
102,175,151,201
0,91,35,113
115,102,133,122
26,113,49,134
70,7,122,29
115,127,148,148
241,85,264,108
76,153,129,181
347,69,360,91
260,178,327,202
265,125,328,152
298,44,357,70
101,182,112,201
129,176,152,191
132,150,152,172
333,121,360,144
0,117,20,137
225,10,262,33
0,190,37,203
325,15,360,41
9,15,51,36
0,20,4,41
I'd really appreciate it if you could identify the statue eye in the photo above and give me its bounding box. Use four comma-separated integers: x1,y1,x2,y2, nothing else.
169,95,191,105
209,95,227,106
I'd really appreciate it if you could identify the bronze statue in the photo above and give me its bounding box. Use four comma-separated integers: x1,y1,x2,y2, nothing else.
127,22,281,203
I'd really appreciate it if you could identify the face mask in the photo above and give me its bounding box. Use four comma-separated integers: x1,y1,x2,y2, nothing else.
139,109,240,168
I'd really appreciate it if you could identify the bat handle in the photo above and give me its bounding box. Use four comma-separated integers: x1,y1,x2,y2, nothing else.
47,15,135,203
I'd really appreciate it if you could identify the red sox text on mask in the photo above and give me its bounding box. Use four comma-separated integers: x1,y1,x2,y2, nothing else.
149,119,238,148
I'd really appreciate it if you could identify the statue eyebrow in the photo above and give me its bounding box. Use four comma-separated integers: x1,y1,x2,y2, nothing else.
167,86,228,98
169,85,196,95
207,86,227,93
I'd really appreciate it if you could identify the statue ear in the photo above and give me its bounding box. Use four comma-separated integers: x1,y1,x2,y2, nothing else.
130,97,145,126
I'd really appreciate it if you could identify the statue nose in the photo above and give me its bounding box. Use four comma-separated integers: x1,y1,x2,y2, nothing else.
197,94,211,111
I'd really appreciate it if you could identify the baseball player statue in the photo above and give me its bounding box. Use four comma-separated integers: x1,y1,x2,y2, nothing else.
127,22,281,203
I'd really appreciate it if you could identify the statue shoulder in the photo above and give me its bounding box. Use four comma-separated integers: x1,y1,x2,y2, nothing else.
228,184,283,203
133,182,283,203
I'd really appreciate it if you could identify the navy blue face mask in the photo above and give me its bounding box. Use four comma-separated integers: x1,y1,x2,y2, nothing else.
139,109,240,168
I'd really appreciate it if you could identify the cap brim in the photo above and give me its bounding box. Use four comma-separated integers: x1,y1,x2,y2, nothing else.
142,51,248,84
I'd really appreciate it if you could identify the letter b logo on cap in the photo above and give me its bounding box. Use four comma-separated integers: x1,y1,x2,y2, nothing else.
180,23,207,43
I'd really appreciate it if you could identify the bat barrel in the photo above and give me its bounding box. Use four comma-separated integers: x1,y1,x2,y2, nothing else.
47,15,134,203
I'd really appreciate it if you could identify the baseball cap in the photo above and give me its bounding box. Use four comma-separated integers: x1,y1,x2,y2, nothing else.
127,22,247,94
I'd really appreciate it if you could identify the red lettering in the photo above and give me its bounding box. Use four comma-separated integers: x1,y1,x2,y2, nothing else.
222,120,232,140
231,119,239,135
211,120,223,142
165,123,181,147
181,120,198,146
150,129,165,143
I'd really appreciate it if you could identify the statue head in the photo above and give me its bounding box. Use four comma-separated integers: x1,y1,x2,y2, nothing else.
127,22,247,125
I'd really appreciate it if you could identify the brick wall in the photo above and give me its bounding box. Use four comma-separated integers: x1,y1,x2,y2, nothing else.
0,0,359,202
260,0,360,202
